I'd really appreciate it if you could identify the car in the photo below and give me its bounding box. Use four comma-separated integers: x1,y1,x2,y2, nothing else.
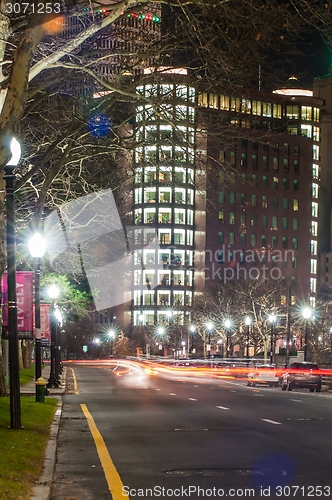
281,362,322,392
247,365,279,387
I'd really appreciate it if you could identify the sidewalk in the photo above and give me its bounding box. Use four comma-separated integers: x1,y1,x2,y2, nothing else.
21,365,67,500
20,364,66,396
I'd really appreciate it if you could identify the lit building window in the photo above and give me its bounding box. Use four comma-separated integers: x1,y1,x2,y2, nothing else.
310,259,317,274
312,203,318,218
313,108,320,122
301,106,312,120
220,95,230,110
311,221,318,236
310,278,316,293
310,240,317,255
262,102,272,117
252,100,261,115
312,183,318,198
286,105,299,119
313,145,320,160
312,164,319,179
273,103,282,119
301,124,312,138
313,127,320,141
293,199,299,211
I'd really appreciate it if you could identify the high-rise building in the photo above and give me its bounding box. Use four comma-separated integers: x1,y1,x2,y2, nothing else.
313,74,332,290
124,69,322,352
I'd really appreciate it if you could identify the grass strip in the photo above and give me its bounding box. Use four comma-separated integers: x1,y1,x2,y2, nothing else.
0,396,57,500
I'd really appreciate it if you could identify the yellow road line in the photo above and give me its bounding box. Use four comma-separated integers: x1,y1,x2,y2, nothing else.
80,404,129,500
69,367,79,394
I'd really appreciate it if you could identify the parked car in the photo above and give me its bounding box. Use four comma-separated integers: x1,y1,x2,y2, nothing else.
247,365,279,387
281,362,322,392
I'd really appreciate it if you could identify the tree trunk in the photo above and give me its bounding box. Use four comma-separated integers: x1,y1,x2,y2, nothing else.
0,342,7,396
21,340,33,368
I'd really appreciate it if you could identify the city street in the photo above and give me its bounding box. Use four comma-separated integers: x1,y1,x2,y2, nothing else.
51,361,332,500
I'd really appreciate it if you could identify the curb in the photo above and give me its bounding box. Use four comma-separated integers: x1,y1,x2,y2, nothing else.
29,367,67,500
30,396,62,500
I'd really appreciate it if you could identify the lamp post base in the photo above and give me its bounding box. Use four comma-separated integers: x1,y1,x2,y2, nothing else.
47,373,60,389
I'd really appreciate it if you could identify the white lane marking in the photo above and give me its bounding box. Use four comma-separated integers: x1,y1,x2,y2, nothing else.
216,406,229,410
188,398,197,401
290,399,302,402
169,393,176,396
254,394,264,397
194,385,199,387
230,390,236,393
155,388,161,391
262,419,282,425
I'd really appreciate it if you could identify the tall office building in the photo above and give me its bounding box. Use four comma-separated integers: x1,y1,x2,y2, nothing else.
201,80,322,308
122,70,322,352
313,74,332,290
132,69,197,333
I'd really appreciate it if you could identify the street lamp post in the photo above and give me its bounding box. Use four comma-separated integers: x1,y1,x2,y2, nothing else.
206,322,213,359
244,316,251,358
47,284,60,388
5,137,22,429
54,307,62,376
189,325,196,355
28,232,47,400
156,326,166,356
302,307,312,362
268,314,277,365
108,328,116,356
224,319,232,358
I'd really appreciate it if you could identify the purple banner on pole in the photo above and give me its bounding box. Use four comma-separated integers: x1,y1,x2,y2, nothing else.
2,271,34,339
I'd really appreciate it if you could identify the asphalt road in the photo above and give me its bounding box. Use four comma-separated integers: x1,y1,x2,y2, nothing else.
50,361,332,500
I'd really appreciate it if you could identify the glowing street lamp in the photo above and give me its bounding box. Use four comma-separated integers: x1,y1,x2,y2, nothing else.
206,322,214,359
5,137,22,429
28,232,46,399
224,319,232,358
108,328,116,355
302,307,312,361
244,316,252,358
268,314,277,364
